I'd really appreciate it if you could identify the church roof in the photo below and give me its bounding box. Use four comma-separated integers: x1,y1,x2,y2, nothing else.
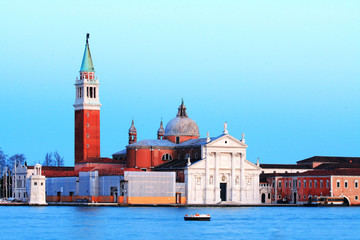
127,139,176,148
164,100,199,137
125,135,224,149
80,33,95,72
154,158,201,170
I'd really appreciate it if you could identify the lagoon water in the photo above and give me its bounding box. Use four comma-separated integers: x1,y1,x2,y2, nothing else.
1,206,359,240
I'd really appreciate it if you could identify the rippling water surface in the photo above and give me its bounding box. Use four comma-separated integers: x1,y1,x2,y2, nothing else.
1,206,359,239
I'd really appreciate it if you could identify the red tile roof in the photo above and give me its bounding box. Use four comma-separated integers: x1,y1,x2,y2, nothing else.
42,167,141,177
297,156,360,164
76,157,122,164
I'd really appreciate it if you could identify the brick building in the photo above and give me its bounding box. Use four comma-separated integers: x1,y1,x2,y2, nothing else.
261,157,360,205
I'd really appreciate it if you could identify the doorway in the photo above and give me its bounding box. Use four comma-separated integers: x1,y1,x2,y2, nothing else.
261,193,266,203
176,193,181,204
293,192,297,204
220,183,227,201
57,192,61,202
69,191,74,202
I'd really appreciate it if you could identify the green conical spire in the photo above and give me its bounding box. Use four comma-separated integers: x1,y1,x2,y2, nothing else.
80,33,95,72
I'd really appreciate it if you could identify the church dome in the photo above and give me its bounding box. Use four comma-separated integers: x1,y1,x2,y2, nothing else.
165,100,199,137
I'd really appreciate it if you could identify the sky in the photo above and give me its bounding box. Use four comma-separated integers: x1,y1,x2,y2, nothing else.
1,0,359,166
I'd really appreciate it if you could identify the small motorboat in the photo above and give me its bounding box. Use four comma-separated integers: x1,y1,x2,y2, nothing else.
184,213,211,221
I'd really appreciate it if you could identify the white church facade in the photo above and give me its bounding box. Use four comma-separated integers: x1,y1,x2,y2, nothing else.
185,132,261,204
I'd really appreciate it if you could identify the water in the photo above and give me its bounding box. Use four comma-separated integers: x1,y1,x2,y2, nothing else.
1,206,359,240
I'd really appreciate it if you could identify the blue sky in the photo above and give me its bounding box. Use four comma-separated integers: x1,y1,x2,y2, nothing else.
1,0,359,166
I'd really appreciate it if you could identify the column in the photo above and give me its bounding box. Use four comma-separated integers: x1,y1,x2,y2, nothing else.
240,153,245,203
214,152,219,202
231,152,235,201
205,148,210,203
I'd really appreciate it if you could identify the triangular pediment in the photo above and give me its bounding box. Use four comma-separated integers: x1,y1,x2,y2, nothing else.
207,134,247,148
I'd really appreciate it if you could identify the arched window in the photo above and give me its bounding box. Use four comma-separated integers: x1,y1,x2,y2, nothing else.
161,154,173,161
185,153,191,160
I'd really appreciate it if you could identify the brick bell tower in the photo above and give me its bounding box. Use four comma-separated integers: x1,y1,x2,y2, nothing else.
73,34,101,164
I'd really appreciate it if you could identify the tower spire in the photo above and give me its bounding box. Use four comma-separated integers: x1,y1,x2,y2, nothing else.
129,120,137,144
80,33,94,72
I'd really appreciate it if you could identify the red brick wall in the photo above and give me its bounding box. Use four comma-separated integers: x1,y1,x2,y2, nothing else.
332,176,360,205
75,110,100,163
126,148,177,169
274,176,331,203
165,135,198,144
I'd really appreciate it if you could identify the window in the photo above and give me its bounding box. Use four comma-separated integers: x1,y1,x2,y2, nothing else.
268,193,271,199
34,182,37,186
41,182,43,186
185,153,191,160
320,180,323,188
304,195,307,199
289,180,292,188
87,123,89,127
278,180,282,188
176,136,180,144
326,180,330,188
278,195,281,199
161,154,173,161
87,134,89,138
293,179,297,188
196,177,201,185
209,176,214,185
309,180,312,188
87,144,89,148
355,180,358,188
195,153,198,159
94,87,96,98
314,180,317,188
285,180,287,188
337,180,340,188
345,181,348,188
272,180,275,188
298,195,301,199
304,180,306,188
298,180,301,188
355,196,358,200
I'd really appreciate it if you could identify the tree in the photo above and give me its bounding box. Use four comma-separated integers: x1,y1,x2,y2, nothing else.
53,151,64,167
42,151,64,167
0,148,7,174
7,154,26,171
42,152,54,166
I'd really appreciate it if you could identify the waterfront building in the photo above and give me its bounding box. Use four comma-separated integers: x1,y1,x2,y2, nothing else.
11,163,28,201
262,156,360,205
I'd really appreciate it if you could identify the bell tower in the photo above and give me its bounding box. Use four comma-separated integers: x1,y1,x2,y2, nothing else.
73,33,101,164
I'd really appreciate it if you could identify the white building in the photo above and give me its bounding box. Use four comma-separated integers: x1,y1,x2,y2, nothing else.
12,163,28,201
155,123,261,204
184,130,261,204
29,164,47,205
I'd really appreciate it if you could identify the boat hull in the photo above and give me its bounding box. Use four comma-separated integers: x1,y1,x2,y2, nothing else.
184,217,211,221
